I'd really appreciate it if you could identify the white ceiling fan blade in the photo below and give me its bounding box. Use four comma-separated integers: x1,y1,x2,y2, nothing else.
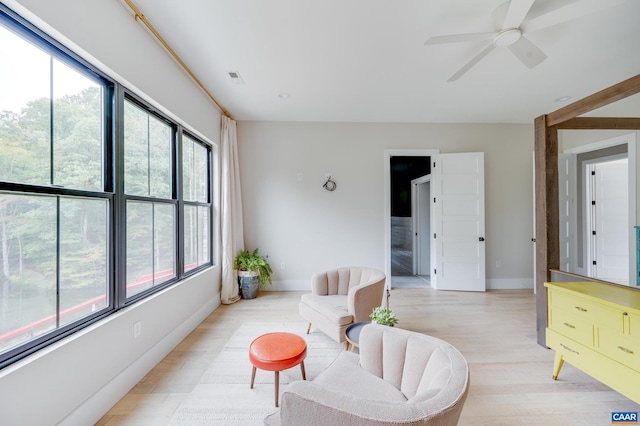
508,36,547,69
502,0,535,29
425,32,496,45
447,42,496,82
522,0,626,33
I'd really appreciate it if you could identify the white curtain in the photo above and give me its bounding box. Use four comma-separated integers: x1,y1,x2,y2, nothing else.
220,115,243,304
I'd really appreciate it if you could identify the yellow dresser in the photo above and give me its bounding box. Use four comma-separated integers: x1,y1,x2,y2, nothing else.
545,281,640,404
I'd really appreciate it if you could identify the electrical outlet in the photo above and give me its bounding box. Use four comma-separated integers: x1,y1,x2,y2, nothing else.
297,172,303,181
133,321,142,339
280,262,286,270
495,260,501,269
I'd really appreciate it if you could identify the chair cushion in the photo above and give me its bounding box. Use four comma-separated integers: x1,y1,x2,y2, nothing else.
300,294,353,326
313,351,407,403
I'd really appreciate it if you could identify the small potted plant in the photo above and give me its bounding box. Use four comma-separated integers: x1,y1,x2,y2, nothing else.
370,306,398,327
233,248,273,299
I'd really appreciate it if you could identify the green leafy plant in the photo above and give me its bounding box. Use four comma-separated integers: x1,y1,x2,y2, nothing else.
369,306,398,326
233,248,273,288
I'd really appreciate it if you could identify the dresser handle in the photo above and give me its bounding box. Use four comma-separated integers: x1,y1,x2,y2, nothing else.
574,306,587,312
560,343,580,355
623,312,629,316
563,322,575,329
618,346,634,354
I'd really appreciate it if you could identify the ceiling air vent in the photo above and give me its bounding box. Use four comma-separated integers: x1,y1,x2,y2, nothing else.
228,71,245,84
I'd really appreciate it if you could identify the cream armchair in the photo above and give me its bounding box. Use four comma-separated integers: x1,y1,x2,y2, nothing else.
264,324,470,426
298,267,385,343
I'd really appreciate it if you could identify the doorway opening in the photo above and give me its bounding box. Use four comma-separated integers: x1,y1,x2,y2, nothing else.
389,156,431,288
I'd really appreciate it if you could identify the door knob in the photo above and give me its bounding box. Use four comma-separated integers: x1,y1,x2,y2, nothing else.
479,237,485,242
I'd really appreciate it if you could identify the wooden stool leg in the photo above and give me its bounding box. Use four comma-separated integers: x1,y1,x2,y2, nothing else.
274,371,280,407
300,361,306,380
250,366,256,389
306,322,312,334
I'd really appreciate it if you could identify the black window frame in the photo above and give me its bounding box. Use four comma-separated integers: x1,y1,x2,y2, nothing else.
0,4,214,369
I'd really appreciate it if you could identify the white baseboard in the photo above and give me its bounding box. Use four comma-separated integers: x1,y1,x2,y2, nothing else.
486,278,534,290
262,280,309,291
265,279,533,291
60,293,220,426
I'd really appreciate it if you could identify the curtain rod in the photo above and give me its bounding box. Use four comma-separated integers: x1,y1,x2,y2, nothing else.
121,0,232,119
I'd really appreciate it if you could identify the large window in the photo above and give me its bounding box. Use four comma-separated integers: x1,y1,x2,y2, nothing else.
124,99,176,298
182,134,211,272
0,7,213,367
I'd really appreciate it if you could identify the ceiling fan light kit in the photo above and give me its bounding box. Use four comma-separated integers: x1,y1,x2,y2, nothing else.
493,28,521,47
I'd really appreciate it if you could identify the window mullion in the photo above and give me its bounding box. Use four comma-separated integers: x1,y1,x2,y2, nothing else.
49,56,55,186
147,116,151,197
56,197,61,329
152,202,156,288
176,128,184,278
114,84,127,308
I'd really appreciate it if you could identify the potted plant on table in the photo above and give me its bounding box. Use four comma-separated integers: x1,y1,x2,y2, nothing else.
233,248,273,299
370,306,398,327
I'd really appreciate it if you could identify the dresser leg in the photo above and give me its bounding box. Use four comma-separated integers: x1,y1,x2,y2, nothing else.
552,352,564,380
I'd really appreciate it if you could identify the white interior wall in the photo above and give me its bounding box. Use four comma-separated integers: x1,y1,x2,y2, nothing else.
237,121,535,290
0,1,222,424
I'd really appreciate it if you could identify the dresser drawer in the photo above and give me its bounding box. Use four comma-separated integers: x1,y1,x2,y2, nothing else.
549,289,622,331
546,328,602,372
599,331,640,372
548,308,594,346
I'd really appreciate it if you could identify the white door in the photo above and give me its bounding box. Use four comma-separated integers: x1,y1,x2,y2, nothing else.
417,181,431,275
431,152,485,291
589,158,629,284
411,175,431,276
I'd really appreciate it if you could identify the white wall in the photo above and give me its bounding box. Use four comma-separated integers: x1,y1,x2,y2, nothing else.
0,1,222,425
237,121,535,290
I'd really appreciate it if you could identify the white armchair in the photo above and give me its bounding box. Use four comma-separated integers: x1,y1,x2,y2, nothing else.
264,324,470,426
298,267,385,343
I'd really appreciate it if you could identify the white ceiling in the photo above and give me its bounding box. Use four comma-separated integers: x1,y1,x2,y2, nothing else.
130,0,640,123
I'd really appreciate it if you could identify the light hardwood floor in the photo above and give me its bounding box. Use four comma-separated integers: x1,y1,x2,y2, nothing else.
97,287,640,425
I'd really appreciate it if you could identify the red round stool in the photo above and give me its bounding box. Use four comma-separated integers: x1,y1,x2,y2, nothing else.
249,332,307,407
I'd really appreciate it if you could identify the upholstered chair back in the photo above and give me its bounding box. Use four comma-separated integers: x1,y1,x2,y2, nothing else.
359,324,469,405
311,267,385,296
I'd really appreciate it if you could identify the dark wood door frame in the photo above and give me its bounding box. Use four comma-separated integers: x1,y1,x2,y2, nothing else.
534,74,640,346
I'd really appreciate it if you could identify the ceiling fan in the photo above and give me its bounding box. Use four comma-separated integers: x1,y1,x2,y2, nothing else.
425,0,626,82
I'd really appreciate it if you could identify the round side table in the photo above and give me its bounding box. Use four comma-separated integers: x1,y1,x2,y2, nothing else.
344,321,370,352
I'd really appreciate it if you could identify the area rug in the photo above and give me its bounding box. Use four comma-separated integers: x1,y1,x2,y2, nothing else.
169,321,343,425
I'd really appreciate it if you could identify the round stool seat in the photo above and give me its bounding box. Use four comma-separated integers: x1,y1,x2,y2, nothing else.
249,332,307,371
248,332,307,407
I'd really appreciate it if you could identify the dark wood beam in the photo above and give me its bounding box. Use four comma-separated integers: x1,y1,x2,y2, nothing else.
556,117,640,130
546,74,640,127
535,115,559,347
